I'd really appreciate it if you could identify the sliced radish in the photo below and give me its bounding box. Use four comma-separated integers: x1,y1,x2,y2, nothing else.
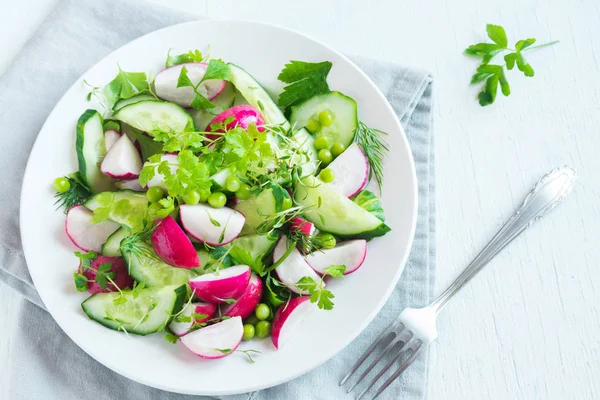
206,105,265,132
104,130,122,151
188,265,251,303
326,143,369,197
154,63,226,107
179,203,245,246
65,205,120,252
181,316,243,359
271,296,316,349
115,179,144,191
168,302,217,337
220,273,263,319
100,134,142,179
304,240,367,275
289,217,315,237
273,237,322,295
77,255,133,294
145,153,178,189
151,216,199,268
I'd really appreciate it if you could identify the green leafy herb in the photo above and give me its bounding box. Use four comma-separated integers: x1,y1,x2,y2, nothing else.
352,190,385,222
129,129,163,161
104,66,151,104
94,262,115,290
277,60,332,110
215,348,232,355
465,24,558,106
176,60,230,110
164,332,180,344
54,172,92,213
151,128,209,153
165,49,206,68
322,265,346,278
296,276,335,310
229,246,265,276
353,122,389,192
73,272,89,292
264,273,292,307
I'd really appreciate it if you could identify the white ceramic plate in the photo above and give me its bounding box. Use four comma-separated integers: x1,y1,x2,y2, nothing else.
20,20,417,395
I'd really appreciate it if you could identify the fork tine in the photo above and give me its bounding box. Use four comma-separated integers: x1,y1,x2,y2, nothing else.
355,339,419,400
339,322,401,386
346,329,412,394
371,342,423,400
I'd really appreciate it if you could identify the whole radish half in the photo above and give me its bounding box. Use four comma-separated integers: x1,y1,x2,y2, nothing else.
145,153,178,189
168,302,217,337
77,255,133,294
104,130,121,151
181,316,244,359
271,296,316,349
154,63,226,107
65,205,120,252
115,179,144,191
220,273,263,319
151,216,199,268
205,105,265,133
326,143,369,197
273,237,322,295
179,203,245,246
304,239,367,275
289,217,315,237
100,134,143,180
189,265,251,303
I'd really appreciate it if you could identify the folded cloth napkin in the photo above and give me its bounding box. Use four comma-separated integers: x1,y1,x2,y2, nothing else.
0,0,435,399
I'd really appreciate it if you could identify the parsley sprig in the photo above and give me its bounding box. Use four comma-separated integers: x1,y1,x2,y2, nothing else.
277,61,332,110
296,265,346,310
465,24,558,106
176,59,231,109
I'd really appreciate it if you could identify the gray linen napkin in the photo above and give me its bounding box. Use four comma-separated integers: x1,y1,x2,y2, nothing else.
0,0,435,399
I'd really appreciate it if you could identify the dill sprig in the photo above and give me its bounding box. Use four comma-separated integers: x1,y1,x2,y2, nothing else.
54,172,92,213
354,122,389,193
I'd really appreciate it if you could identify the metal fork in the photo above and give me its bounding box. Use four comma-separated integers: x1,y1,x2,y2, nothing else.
340,166,577,400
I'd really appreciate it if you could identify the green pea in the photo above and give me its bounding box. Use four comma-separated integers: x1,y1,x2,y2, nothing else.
235,183,252,200
316,233,336,249
183,190,200,205
314,136,329,151
208,192,227,208
331,142,346,157
255,321,272,338
242,324,255,341
318,110,333,126
225,176,241,192
255,303,270,321
53,177,70,193
146,186,164,203
306,119,321,133
318,149,333,165
319,168,335,183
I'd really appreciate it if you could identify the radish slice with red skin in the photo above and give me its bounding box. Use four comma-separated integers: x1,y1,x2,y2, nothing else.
104,130,121,151
100,134,142,179
206,104,265,133
273,237,322,295
304,239,367,275
181,316,243,359
326,143,369,198
179,203,245,246
145,153,178,189
271,296,316,349
220,273,263,319
65,205,120,252
151,216,199,268
188,265,251,303
77,255,133,294
168,302,217,337
154,63,226,107
289,217,315,237
115,179,144,191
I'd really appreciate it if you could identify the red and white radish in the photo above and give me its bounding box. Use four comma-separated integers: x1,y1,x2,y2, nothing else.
326,143,369,197
188,265,251,303
100,134,142,179
205,105,265,133
273,237,322,295
145,153,178,189
65,205,120,252
104,130,121,151
151,216,199,268
180,316,244,359
76,255,133,294
220,273,263,319
115,179,144,191
154,63,225,107
304,239,367,275
289,217,315,237
179,203,245,246
168,301,217,337
271,296,316,349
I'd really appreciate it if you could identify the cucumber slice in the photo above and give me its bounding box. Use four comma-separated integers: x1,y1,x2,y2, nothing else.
234,188,277,236
210,168,232,191
113,94,158,112
122,242,200,287
189,81,236,131
81,284,186,335
294,176,390,239
230,233,278,260
83,190,148,229
76,109,114,193
113,100,195,134
228,63,290,130
232,88,249,106
101,226,128,257
290,128,319,176
289,91,358,148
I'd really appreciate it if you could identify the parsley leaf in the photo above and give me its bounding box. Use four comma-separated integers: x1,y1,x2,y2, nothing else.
229,245,265,276
94,262,115,290
73,272,89,292
165,49,206,68
277,60,332,109
104,66,150,104
164,332,180,344
322,265,346,278
296,276,335,310
176,60,231,110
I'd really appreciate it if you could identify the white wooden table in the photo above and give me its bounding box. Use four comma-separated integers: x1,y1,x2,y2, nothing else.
1,0,599,399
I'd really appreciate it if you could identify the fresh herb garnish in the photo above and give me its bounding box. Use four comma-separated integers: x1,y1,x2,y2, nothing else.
229,245,265,276
296,265,345,310
465,24,558,106
165,49,206,68
237,349,262,363
54,172,92,213
353,122,389,192
277,61,332,110
176,59,230,110
164,332,179,344
104,66,151,104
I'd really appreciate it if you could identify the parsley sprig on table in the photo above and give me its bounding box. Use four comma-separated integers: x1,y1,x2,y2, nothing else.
465,24,558,106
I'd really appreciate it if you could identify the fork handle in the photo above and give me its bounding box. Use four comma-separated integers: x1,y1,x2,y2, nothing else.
429,166,577,313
